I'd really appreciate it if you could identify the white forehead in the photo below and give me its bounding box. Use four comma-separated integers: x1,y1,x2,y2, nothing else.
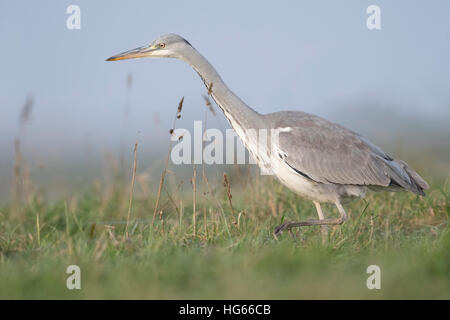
152,33,189,46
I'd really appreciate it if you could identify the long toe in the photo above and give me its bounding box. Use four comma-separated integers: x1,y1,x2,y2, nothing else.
274,222,290,236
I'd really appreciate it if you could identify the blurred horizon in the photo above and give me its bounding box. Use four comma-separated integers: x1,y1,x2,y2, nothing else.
1,0,449,201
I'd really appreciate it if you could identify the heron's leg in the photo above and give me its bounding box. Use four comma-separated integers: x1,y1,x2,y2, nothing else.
314,201,328,243
274,201,348,237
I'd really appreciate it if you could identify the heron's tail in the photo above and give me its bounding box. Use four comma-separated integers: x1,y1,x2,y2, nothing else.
388,160,429,196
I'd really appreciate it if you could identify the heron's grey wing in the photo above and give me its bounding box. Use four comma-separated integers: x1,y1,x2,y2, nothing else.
269,111,424,193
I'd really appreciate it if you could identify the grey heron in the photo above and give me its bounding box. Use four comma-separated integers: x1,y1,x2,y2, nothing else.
107,34,429,237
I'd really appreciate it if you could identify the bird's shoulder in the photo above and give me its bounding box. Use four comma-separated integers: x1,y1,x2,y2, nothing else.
265,111,375,154
264,110,393,186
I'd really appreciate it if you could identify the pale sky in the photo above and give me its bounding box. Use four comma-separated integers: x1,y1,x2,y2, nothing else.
0,0,449,166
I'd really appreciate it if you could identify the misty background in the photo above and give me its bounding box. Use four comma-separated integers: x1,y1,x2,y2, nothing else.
0,0,449,201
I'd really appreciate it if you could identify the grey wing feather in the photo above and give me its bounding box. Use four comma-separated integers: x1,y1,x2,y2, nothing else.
267,111,428,195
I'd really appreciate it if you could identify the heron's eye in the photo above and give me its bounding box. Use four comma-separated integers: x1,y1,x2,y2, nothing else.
159,43,166,48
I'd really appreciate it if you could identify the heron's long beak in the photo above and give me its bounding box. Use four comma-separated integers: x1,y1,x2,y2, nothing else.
106,45,155,61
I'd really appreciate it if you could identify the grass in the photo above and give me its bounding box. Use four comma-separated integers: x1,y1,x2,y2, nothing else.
0,165,449,299
2,92,449,299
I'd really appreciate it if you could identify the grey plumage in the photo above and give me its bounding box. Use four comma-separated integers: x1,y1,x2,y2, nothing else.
107,33,429,238
267,111,429,196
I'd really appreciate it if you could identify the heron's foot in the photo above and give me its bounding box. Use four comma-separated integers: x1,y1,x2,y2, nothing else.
273,221,297,237
273,217,346,239
275,201,348,241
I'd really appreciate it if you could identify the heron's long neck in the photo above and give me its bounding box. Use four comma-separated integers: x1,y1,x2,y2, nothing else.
179,46,263,131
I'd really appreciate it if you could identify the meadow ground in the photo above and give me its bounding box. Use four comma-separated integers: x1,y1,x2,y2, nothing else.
0,158,449,299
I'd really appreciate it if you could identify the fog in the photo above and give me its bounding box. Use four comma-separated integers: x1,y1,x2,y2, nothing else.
1,0,449,201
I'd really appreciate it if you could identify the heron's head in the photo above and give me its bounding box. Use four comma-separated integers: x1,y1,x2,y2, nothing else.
106,33,192,61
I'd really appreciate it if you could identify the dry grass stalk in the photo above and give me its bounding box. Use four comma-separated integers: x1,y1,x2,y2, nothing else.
177,96,184,118
93,237,108,260
200,93,210,236
223,173,235,216
152,173,165,226
202,82,216,116
163,185,180,217
105,225,120,247
200,170,231,237
125,139,138,238
203,207,208,237
207,82,213,95
159,210,164,234
152,96,184,226
126,73,133,90
19,95,33,125
179,199,183,230
236,211,245,229
12,95,34,207
196,84,231,237
35,212,40,247
12,140,24,204
192,166,197,236
202,95,216,116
